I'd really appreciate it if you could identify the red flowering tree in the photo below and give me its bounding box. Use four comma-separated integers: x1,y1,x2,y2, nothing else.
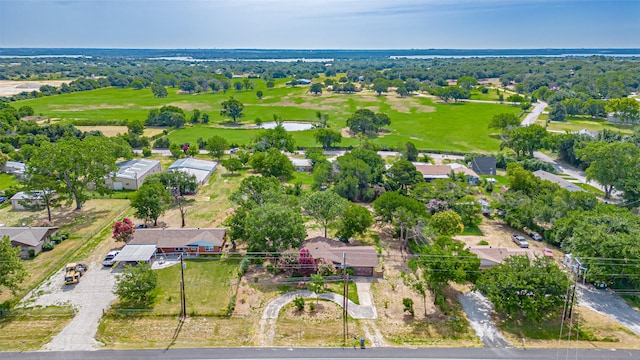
297,248,316,277
112,218,135,242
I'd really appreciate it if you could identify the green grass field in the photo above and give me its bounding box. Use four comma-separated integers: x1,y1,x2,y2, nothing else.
0,173,18,192
13,82,522,152
546,116,634,135
152,259,239,315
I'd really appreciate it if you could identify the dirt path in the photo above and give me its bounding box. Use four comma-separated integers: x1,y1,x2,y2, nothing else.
20,260,118,351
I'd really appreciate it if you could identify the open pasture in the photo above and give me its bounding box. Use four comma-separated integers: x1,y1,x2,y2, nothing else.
13,80,521,152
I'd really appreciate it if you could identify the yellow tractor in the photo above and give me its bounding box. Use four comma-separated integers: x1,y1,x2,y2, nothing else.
64,263,88,285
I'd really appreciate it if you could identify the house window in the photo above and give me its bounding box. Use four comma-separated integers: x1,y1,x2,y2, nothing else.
205,246,214,251
188,246,198,251
175,247,186,252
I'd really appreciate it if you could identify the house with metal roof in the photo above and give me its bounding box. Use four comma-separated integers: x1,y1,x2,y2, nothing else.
106,159,161,190
168,158,217,186
0,227,59,258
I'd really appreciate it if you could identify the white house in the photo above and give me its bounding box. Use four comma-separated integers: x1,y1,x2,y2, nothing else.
106,159,161,190
10,191,50,211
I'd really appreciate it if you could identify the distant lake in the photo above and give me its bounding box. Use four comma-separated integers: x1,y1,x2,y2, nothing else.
148,57,334,62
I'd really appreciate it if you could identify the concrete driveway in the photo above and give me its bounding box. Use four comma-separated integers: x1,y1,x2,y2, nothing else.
458,291,511,348
577,284,640,335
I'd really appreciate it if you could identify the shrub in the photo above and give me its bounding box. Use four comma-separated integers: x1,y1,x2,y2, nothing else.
142,147,152,157
42,242,55,251
238,257,250,276
403,298,414,316
478,240,489,245
308,302,315,311
28,249,35,258
294,296,305,311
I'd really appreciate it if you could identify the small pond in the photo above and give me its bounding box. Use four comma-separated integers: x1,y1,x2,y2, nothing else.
258,121,314,131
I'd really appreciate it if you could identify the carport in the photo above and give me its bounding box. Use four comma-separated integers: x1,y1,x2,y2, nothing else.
113,244,157,264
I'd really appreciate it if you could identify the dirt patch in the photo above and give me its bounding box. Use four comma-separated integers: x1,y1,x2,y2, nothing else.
165,102,214,112
0,80,71,96
143,128,165,137
49,104,129,112
75,126,128,137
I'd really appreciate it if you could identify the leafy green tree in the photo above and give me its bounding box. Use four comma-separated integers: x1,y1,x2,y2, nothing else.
309,83,323,95
190,109,201,124
179,78,197,93
308,273,326,303
403,141,418,161
249,149,294,180
169,143,183,159
456,76,478,90
373,191,427,223
186,142,199,157
220,97,245,123
386,160,423,193
244,203,306,252
577,141,640,199
230,175,284,209
412,236,480,311
336,203,373,241
606,97,640,124
266,80,275,89
314,128,342,149
127,119,145,136
301,191,348,238
151,82,168,98
27,136,129,210
17,105,34,118
256,90,263,99
23,172,61,222
252,125,296,152
205,135,228,159
222,158,243,174
434,86,468,103
148,170,199,227
453,196,482,227
233,82,243,92
475,256,570,322
0,235,27,296
115,263,158,307
131,182,171,226
145,105,185,128
430,210,463,236
549,103,567,122
346,109,391,136
501,124,548,158
373,81,388,95
396,86,409,97
402,265,430,316
488,113,520,132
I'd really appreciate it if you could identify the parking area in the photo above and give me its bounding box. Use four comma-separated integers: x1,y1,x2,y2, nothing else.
20,260,119,351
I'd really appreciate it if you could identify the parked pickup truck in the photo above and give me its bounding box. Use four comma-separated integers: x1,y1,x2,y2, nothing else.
511,234,530,248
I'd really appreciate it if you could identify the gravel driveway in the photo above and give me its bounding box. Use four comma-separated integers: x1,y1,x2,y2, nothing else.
577,284,640,335
19,261,118,351
458,290,511,348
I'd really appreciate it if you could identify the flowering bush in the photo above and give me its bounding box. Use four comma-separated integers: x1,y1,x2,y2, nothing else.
112,218,135,242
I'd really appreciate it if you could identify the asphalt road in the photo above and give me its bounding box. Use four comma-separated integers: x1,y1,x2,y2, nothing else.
2,347,639,360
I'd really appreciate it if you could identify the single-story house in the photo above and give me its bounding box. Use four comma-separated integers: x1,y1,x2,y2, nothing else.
0,227,59,258
128,228,227,255
470,156,496,175
413,163,480,184
106,159,161,190
302,237,379,277
2,161,26,178
10,190,52,211
168,158,217,187
533,170,584,192
468,246,535,269
290,158,313,172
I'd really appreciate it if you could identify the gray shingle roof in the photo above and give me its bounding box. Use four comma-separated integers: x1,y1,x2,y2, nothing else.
128,228,227,248
0,227,58,247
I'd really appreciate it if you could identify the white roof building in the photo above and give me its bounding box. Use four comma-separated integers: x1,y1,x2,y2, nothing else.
106,159,161,190
168,158,217,185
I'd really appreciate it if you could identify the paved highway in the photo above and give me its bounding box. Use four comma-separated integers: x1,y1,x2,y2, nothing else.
2,347,639,360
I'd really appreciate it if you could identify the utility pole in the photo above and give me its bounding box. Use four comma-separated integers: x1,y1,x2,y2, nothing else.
342,252,347,346
180,253,187,320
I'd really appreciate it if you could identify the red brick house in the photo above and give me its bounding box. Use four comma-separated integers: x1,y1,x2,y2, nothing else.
128,228,226,255
302,237,379,277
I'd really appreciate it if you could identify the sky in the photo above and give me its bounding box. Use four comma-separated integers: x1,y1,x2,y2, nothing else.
1,0,639,49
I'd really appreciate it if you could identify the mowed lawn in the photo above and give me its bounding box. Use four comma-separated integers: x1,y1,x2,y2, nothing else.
14,81,521,152
152,259,239,315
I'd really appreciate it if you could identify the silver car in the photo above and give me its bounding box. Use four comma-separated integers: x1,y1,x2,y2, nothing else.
102,250,120,267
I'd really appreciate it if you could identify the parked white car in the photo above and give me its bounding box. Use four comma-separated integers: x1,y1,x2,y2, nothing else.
102,250,120,267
